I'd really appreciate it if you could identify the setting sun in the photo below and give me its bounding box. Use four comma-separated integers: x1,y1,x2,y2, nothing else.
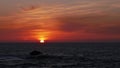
35,31,51,43
39,37,46,43
40,39,45,43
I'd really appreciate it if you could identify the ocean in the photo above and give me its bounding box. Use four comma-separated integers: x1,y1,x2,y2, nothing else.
0,42,120,68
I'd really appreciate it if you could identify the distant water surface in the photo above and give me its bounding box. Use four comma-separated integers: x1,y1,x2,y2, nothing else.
0,42,120,59
0,42,120,68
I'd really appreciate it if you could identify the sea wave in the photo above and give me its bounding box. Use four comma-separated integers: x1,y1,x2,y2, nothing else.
0,54,120,68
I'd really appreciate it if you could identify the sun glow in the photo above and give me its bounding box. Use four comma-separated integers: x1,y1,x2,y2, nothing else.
36,31,51,43
39,37,45,43
40,39,45,43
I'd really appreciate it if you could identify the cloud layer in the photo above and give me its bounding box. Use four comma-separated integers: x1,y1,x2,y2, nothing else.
0,0,120,42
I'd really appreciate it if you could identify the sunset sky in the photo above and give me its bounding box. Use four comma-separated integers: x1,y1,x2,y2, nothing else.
0,0,120,42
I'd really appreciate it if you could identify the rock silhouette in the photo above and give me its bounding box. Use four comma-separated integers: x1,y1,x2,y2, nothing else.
29,50,43,56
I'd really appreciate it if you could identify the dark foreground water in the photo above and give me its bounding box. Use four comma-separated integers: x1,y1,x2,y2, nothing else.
0,42,120,68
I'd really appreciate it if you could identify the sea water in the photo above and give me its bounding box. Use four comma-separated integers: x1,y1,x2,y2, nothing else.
0,42,120,68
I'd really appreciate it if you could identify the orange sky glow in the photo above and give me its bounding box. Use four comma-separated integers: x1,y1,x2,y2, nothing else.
0,0,120,42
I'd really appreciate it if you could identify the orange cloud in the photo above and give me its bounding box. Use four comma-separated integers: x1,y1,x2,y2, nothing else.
0,0,120,42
